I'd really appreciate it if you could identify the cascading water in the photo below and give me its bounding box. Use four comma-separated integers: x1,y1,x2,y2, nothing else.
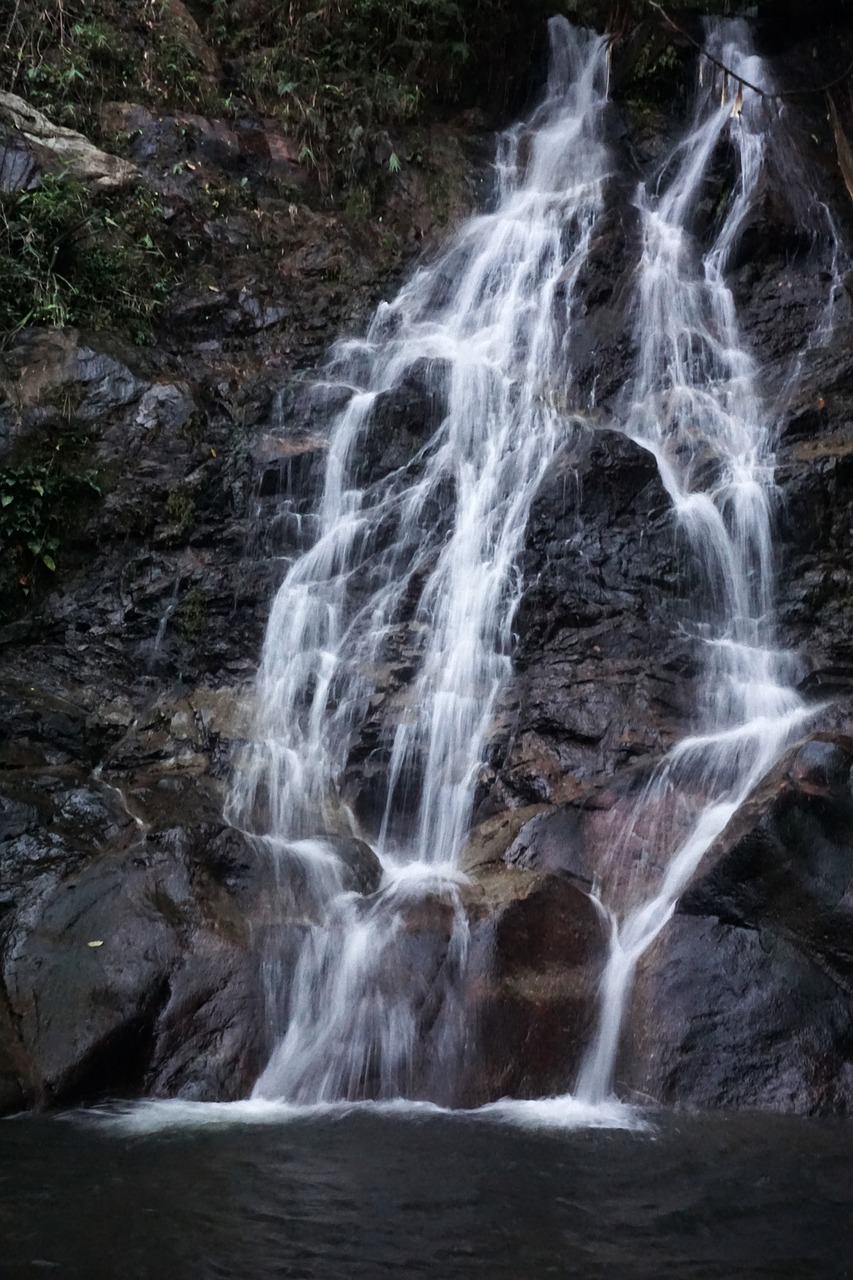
576,22,815,1102
233,15,840,1113
232,19,613,1102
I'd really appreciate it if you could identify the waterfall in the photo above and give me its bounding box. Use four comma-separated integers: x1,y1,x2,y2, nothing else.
233,19,613,1102
575,22,814,1102
233,15,838,1111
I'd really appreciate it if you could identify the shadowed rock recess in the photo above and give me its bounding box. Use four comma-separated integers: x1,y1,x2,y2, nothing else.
3,1,853,1115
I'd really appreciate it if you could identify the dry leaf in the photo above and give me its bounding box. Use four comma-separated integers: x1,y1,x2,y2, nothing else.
87,940,104,948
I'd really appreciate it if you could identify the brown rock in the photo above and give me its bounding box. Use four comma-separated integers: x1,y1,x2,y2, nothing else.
459,864,606,1102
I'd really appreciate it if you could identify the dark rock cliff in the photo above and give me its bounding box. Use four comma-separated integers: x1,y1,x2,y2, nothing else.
3,2,853,1113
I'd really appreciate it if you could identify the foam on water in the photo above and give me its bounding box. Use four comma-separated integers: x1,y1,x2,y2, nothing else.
67,1095,645,1136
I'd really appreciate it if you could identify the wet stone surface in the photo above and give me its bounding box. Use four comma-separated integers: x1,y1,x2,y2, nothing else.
2,9,853,1115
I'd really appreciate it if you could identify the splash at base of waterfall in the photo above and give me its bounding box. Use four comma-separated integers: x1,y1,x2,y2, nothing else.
252,857,469,1104
82,1093,647,1135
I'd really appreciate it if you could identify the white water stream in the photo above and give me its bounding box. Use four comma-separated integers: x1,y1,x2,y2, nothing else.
574,23,822,1102
234,20,610,855
233,19,835,1109
233,19,613,1103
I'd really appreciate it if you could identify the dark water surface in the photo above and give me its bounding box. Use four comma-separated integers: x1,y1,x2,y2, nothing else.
1,1103,851,1279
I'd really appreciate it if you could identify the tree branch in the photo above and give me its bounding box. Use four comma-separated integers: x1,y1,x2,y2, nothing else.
640,0,853,101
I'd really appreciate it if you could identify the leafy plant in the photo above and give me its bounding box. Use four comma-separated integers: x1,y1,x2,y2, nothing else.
179,582,206,639
1,0,219,128
151,31,208,107
0,175,172,344
216,0,481,192
0,443,101,612
165,489,196,534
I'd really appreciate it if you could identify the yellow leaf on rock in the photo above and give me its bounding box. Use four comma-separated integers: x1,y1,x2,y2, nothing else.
87,940,104,948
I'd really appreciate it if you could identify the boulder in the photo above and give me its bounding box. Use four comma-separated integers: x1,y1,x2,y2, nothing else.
618,735,853,1113
0,802,266,1112
460,864,607,1102
0,988,34,1114
0,92,138,191
321,834,384,896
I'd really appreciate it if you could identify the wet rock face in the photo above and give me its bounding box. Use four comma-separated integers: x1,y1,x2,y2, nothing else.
625,916,853,1112
330,415,696,833
461,865,607,1103
356,357,451,485
321,835,384,897
483,425,692,813
2,10,853,1118
619,738,853,1113
0,783,268,1109
773,336,853,723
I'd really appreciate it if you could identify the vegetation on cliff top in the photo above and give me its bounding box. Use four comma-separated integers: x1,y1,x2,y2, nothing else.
0,2,808,192
1,0,512,137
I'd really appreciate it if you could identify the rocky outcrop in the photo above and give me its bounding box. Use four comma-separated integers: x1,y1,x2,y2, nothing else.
484,424,692,813
0,772,266,1108
774,329,853,719
617,736,853,1113
0,775,403,1108
0,92,139,191
3,6,853,1117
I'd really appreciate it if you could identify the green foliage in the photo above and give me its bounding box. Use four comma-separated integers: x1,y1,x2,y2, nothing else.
0,0,531,202
343,184,373,220
1,0,218,127
0,175,172,344
0,440,101,613
427,169,450,222
179,582,206,639
214,0,481,189
21,18,138,125
165,489,196,534
619,40,685,111
151,30,210,108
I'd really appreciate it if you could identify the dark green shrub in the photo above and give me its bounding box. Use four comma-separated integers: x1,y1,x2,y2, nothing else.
0,175,171,344
0,443,101,614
